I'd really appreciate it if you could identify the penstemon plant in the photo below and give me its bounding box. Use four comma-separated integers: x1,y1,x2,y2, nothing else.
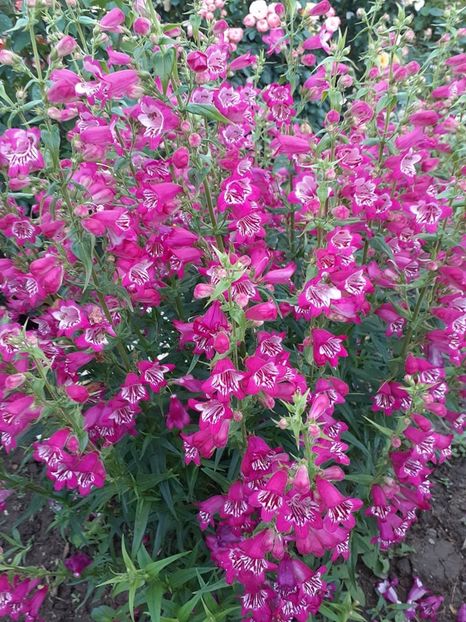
0,0,464,620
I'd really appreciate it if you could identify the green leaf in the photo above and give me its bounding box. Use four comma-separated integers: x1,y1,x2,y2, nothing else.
177,593,203,622
345,473,374,485
185,103,230,124
145,582,163,622
132,499,151,557
78,15,97,25
121,536,137,573
201,467,230,488
137,544,152,569
363,416,393,437
168,566,213,590
153,48,175,94
318,603,343,622
71,235,95,292
5,17,28,33
369,235,394,259
91,605,119,622
0,14,12,33
145,551,189,578
376,93,397,114
128,582,138,622
41,124,61,164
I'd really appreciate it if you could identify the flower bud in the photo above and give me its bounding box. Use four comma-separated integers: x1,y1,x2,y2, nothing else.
172,146,190,168
233,410,243,422
187,50,208,72
65,384,89,403
5,373,26,390
293,465,310,493
227,27,244,43
188,133,202,147
249,0,268,20
0,49,20,66
54,35,77,57
212,19,228,34
193,283,213,299
99,7,125,32
325,109,340,124
133,17,151,34
267,13,281,28
213,331,230,354
64,552,92,577
245,301,278,322
321,465,346,481
256,18,269,32
339,74,353,88
243,14,256,27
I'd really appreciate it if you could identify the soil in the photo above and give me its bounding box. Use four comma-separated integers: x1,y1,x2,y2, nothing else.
0,459,96,621
360,456,466,622
1,456,464,621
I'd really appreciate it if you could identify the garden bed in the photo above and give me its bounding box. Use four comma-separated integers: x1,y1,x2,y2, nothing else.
1,454,464,621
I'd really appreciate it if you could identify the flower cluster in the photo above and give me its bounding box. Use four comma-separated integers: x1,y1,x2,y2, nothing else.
0,0,464,618
200,433,362,620
377,576,444,621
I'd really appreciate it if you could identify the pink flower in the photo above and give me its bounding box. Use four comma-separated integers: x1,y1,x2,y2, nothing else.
47,69,81,103
245,301,278,322
0,128,44,178
133,17,151,34
202,358,245,401
119,372,148,404
307,0,331,16
64,552,92,577
54,35,77,57
166,395,190,430
300,278,341,313
311,329,348,367
99,7,125,32
187,51,208,72
316,478,363,532
0,575,48,621
102,70,142,99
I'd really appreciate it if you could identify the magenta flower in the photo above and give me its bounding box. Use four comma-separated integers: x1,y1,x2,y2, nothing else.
316,478,363,532
0,575,48,621
202,358,245,401
64,552,92,577
311,328,348,367
0,128,44,178
166,395,190,431
98,7,125,32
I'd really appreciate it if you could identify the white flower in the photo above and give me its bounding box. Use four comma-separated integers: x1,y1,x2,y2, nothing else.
249,0,268,20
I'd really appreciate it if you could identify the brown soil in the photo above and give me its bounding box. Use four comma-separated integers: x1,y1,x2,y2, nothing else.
0,460,95,621
360,456,466,621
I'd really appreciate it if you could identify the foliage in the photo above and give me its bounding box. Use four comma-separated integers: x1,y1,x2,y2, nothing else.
0,0,464,621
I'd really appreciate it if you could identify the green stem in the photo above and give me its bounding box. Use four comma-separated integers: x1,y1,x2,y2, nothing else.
203,181,225,253
303,426,316,480
94,284,132,372
399,285,429,364
28,17,43,84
